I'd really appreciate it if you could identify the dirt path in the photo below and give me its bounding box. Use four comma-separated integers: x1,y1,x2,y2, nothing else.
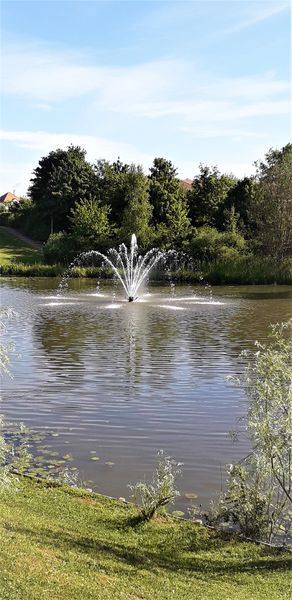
0,226,43,250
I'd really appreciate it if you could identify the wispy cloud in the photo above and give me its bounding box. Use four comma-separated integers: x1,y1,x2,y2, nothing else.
222,1,289,35
2,42,177,104
0,129,153,164
2,42,289,134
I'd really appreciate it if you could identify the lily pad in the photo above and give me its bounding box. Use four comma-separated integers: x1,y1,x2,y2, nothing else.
62,454,73,461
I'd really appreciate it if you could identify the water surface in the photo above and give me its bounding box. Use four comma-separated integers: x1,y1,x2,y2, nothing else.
1,278,291,511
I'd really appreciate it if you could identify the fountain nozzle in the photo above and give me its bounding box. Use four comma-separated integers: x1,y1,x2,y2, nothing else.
128,296,134,302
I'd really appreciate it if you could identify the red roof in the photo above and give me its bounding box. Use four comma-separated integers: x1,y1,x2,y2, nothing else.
180,178,192,190
0,192,19,203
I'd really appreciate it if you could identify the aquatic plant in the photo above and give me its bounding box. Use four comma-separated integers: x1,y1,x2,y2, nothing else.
129,450,183,520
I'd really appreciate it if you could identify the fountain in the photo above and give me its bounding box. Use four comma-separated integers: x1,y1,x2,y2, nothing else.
60,234,165,301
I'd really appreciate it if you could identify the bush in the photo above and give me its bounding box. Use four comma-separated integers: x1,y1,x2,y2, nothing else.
43,232,79,265
207,462,271,540
129,450,182,520
209,320,292,544
190,226,246,264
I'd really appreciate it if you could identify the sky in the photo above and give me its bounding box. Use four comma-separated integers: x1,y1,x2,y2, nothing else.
0,0,290,196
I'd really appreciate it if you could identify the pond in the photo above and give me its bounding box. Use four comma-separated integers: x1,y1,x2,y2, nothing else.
1,278,291,512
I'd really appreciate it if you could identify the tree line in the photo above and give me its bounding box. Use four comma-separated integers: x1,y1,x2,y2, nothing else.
1,143,291,265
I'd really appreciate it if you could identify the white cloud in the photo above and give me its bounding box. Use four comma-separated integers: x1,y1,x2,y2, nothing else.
34,103,53,112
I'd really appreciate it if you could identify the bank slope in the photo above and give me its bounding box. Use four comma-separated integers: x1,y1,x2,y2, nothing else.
0,478,291,600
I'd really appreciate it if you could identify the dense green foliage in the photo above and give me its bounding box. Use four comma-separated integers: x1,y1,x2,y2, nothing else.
28,146,97,240
251,145,292,259
0,477,290,600
0,144,291,270
119,166,153,247
187,164,237,229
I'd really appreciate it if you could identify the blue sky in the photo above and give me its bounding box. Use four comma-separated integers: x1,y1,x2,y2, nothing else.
1,0,290,195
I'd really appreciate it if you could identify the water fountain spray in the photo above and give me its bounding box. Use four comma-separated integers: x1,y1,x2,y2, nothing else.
60,235,165,301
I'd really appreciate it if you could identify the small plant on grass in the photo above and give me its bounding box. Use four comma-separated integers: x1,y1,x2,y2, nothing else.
129,450,183,520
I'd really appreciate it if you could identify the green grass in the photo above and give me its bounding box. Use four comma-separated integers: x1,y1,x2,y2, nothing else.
0,477,290,600
0,263,64,277
0,228,41,266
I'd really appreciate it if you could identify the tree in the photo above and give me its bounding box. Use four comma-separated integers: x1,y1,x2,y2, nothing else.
212,320,292,543
156,194,192,249
251,144,292,259
120,166,153,248
149,157,187,225
221,176,257,235
94,158,131,225
149,156,177,182
69,196,112,248
29,146,97,238
222,204,240,234
187,164,237,228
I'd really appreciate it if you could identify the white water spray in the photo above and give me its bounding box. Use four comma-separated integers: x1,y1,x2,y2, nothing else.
60,235,165,301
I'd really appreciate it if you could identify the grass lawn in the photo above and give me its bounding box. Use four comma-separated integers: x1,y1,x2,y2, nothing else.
0,478,291,600
0,228,42,265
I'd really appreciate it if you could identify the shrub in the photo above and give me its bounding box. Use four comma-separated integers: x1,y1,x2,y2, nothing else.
129,450,182,520
43,232,79,265
208,320,292,544
207,462,271,540
190,226,246,264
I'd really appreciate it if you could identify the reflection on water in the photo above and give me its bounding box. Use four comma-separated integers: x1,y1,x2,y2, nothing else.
1,278,291,510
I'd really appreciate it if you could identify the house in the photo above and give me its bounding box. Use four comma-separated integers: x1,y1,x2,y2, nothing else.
180,178,192,191
0,192,19,204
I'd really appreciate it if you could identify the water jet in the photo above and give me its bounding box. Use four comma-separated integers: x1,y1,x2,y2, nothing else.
60,234,165,301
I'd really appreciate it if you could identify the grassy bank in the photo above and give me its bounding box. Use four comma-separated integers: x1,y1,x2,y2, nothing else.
0,228,41,266
0,477,291,600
